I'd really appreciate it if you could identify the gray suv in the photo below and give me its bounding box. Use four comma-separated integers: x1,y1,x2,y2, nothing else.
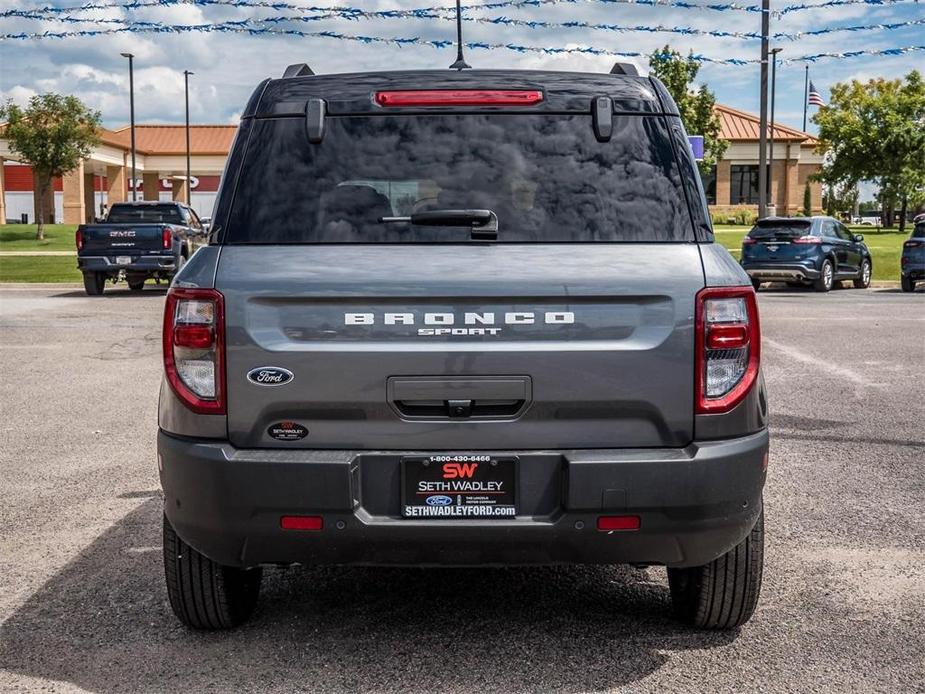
158,64,768,631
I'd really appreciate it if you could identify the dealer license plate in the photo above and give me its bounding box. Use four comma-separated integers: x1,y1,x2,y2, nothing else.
116,256,132,265
402,455,516,518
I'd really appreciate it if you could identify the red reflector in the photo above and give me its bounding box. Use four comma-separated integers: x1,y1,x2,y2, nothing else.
280,515,323,531
375,90,544,107
173,324,214,349
597,515,641,531
706,323,749,350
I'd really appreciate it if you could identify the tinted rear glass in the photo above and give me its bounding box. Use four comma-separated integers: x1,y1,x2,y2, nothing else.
108,204,184,224
913,223,925,238
225,114,693,243
748,220,812,238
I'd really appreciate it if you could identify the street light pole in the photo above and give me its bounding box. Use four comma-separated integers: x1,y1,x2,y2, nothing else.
120,52,137,201
757,0,770,219
184,70,194,206
768,47,782,215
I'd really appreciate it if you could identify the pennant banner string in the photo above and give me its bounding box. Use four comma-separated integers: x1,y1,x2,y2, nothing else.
7,6,925,42
2,19,922,68
2,0,919,22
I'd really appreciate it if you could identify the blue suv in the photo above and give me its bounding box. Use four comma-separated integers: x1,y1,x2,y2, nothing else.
741,216,872,292
901,221,925,292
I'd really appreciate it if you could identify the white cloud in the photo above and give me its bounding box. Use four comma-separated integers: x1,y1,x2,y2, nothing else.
0,85,37,106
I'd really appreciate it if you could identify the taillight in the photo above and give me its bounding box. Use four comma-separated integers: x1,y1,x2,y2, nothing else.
162,227,172,250
793,235,822,244
905,240,923,248
741,237,756,245
163,288,225,414
75,229,84,250
375,90,544,107
696,286,760,414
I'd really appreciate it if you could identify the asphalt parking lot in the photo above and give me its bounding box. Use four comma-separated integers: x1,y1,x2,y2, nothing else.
0,284,923,693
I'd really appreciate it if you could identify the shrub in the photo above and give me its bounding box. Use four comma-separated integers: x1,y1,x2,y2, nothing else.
734,208,758,226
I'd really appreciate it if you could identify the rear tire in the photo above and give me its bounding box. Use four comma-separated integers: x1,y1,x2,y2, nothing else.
667,506,764,630
813,260,834,292
853,259,871,289
127,278,145,292
901,276,916,293
82,272,105,296
163,514,262,630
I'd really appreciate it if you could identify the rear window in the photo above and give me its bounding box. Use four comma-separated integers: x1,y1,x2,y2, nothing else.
748,220,812,239
913,223,925,238
108,204,184,224
225,114,693,244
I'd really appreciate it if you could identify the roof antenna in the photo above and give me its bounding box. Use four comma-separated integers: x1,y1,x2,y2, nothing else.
448,0,470,70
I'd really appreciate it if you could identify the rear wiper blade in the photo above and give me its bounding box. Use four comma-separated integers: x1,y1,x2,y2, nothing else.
379,209,498,240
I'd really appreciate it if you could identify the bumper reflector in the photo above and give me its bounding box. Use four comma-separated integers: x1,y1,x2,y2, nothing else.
597,515,641,531
280,515,323,531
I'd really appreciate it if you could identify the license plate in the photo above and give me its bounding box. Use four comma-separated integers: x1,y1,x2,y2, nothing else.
116,256,132,265
402,455,516,518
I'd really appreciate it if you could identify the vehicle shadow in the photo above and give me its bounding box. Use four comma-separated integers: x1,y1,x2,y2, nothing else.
0,498,737,693
51,286,170,299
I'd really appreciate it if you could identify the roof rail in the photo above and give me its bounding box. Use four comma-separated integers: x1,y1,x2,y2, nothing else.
282,63,315,78
609,62,639,77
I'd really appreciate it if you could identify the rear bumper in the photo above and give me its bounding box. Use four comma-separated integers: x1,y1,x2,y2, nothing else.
78,254,177,274
742,262,819,281
901,262,925,279
159,429,768,569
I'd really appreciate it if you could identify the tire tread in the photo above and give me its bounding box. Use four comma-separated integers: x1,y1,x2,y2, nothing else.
162,514,261,630
668,507,764,630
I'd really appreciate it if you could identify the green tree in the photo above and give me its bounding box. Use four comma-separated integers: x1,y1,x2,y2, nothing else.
648,45,728,176
0,94,101,239
813,71,925,231
802,182,812,217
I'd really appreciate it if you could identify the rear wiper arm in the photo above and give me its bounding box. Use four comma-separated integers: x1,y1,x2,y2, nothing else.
379,209,498,240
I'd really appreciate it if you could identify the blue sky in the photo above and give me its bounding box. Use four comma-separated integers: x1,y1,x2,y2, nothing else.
0,0,922,136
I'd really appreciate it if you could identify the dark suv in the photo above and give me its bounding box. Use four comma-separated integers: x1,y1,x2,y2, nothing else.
901,221,925,292
741,216,872,292
158,64,768,631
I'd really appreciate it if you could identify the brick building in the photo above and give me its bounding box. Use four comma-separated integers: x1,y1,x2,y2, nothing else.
0,125,233,224
706,104,823,217
0,105,823,225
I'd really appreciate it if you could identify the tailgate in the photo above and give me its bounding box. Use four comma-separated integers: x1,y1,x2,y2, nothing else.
218,244,704,449
81,224,168,253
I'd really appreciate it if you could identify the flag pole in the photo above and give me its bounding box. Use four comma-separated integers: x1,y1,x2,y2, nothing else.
802,65,809,132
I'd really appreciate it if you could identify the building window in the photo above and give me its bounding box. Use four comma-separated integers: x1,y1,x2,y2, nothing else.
700,165,717,206
730,165,760,205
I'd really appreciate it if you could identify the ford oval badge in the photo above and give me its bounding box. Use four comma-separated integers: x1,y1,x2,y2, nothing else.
426,495,454,507
247,366,294,387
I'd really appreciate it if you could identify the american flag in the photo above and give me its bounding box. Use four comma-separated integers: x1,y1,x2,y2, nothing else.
808,81,826,107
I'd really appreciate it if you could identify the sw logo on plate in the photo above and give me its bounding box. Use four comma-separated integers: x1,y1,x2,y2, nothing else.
247,367,294,387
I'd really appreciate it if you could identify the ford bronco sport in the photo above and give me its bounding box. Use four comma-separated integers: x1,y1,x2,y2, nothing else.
159,64,769,631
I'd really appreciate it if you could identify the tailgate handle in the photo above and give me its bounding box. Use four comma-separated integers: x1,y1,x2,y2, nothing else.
388,376,532,420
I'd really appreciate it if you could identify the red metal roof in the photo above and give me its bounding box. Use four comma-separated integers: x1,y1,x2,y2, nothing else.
715,104,818,144
100,125,237,155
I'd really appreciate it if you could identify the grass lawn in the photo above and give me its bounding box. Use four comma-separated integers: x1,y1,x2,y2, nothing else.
0,255,82,282
713,225,907,282
0,224,78,252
